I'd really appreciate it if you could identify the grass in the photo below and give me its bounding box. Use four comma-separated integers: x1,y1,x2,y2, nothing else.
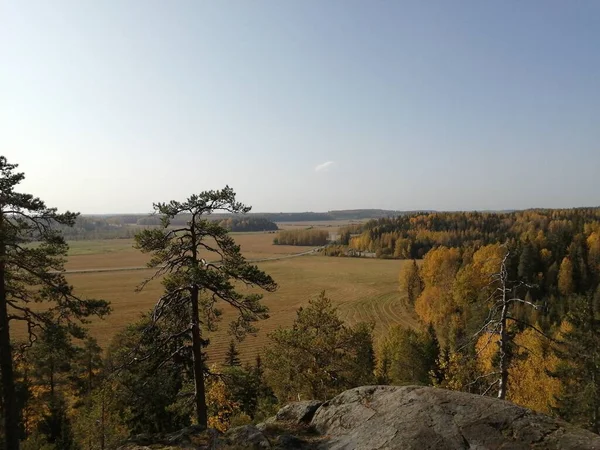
17,231,419,364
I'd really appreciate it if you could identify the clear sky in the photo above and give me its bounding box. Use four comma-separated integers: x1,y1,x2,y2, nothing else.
2,1,599,214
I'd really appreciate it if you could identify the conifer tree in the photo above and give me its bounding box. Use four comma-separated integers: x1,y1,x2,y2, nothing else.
134,187,277,429
553,290,600,433
224,340,241,367
0,157,110,449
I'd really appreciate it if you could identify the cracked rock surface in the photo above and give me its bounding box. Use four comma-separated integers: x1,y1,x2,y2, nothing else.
119,386,600,449
311,385,600,449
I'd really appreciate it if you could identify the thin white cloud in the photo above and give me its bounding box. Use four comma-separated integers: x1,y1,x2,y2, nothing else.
315,161,334,172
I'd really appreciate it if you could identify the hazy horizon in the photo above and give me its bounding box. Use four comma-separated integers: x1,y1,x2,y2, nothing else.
80,205,600,217
3,1,599,214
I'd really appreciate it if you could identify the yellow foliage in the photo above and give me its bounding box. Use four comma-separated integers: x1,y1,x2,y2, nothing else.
206,371,240,432
414,286,453,327
509,328,560,414
475,328,560,414
454,244,505,307
420,246,460,289
587,232,600,275
540,248,553,265
558,257,574,296
475,332,499,375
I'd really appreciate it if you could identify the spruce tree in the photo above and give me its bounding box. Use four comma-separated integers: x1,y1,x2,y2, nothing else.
224,340,241,367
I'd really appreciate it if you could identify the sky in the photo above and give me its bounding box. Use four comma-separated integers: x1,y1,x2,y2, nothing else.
2,1,599,214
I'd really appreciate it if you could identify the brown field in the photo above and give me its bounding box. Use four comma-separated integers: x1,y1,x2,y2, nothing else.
19,231,419,364
65,233,308,271
276,219,367,232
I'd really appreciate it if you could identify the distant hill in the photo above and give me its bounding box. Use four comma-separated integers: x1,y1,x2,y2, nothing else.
93,209,418,225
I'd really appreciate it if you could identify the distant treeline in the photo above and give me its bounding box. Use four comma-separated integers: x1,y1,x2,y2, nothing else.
347,208,600,259
217,217,278,232
54,215,278,240
56,216,137,240
95,209,409,226
273,229,329,246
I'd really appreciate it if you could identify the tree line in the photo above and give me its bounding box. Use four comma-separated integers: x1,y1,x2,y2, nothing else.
345,209,600,259
273,229,329,246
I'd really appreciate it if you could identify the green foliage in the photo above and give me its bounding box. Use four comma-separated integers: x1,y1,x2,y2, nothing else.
552,290,600,433
134,186,277,427
217,217,278,232
21,431,56,450
36,395,78,450
72,382,130,450
0,156,110,448
376,325,439,385
264,292,375,401
104,315,192,434
400,259,423,304
273,229,329,246
224,340,241,367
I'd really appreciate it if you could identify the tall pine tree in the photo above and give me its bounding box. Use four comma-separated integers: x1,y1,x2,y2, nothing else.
0,157,110,449
134,187,277,429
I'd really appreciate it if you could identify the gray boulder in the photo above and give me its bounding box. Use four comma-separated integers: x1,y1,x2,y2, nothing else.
275,400,323,424
311,385,600,449
119,385,600,449
222,424,271,449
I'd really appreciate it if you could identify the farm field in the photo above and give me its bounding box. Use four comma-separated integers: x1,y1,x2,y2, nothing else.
61,256,417,364
22,230,420,364
65,232,306,271
276,219,367,232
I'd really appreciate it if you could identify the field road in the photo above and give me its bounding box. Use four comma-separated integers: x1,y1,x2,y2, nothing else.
62,246,325,274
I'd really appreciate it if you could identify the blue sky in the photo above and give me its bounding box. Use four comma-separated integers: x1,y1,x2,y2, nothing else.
2,1,599,213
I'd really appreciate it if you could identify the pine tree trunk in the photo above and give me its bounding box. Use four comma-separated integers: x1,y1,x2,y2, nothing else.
0,254,20,449
191,285,208,428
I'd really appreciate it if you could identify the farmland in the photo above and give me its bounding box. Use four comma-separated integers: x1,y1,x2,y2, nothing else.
45,230,419,364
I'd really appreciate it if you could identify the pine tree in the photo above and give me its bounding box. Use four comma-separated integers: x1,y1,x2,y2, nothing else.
224,340,241,367
0,157,110,449
134,187,277,428
265,292,374,401
518,241,538,283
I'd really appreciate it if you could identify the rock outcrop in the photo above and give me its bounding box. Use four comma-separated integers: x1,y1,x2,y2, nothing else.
311,385,600,449
119,385,600,449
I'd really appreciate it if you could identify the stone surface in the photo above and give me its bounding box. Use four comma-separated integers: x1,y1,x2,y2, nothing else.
275,400,323,424
221,424,271,449
311,385,600,449
119,385,600,449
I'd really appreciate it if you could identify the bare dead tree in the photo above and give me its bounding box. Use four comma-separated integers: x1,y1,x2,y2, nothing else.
469,250,548,399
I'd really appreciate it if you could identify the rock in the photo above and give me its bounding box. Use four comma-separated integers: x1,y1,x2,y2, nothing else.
118,426,218,449
255,416,276,431
275,400,323,424
273,433,307,449
222,424,271,449
311,385,600,449
119,386,600,449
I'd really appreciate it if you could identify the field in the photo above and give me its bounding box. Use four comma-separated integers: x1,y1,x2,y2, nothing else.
64,232,304,271
30,229,419,364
